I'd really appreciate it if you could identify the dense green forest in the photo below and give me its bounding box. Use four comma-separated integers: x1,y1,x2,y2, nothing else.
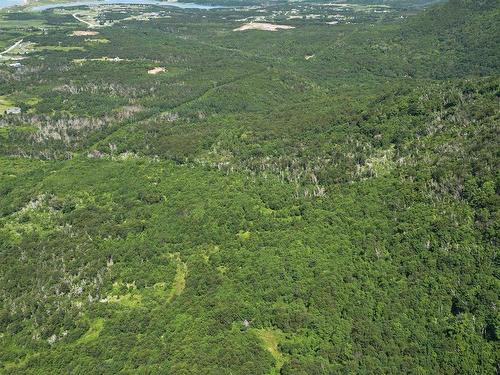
0,0,498,373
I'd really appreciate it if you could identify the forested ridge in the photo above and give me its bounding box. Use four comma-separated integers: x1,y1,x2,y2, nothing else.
0,0,498,373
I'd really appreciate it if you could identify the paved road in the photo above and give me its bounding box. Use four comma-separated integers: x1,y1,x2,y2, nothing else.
72,13,98,27
0,39,23,56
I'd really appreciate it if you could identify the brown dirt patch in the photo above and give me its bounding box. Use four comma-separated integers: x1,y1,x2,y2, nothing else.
71,31,99,36
148,67,166,75
233,22,295,32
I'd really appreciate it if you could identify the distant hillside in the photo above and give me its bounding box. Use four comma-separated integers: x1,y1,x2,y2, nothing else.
397,0,500,77
276,0,500,81
339,0,444,7
180,0,446,7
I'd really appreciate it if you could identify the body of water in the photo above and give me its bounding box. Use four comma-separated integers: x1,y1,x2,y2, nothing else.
0,0,224,10
0,0,26,8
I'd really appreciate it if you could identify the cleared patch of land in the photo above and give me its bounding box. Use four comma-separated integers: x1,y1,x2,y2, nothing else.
148,67,166,75
72,13,99,28
76,318,104,344
0,41,35,61
0,96,15,113
253,328,285,374
167,256,187,302
36,45,86,52
0,39,23,56
233,22,295,32
71,30,99,36
85,38,109,43
73,56,130,64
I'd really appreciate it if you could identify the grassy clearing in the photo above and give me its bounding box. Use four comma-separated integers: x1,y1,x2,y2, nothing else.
0,19,46,28
3,353,35,370
253,328,285,375
104,281,143,307
36,45,86,52
106,292,143,307
362,146,396,178
72,56,131,64
0,96,14,113
85,38,110,44
168,259,187,302
238,230,251,240
76,318,105,345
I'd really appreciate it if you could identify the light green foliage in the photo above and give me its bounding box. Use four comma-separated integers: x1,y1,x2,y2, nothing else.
0,96,14,113
35,45,86,52
76,318,104,344
238,230,251,240
167,254,187,302
253,328,285,374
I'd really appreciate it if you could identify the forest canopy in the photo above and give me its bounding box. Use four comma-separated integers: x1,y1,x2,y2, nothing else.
0,0,498,373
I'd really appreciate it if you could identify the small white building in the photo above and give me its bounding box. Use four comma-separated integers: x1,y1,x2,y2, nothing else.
5,107,21,115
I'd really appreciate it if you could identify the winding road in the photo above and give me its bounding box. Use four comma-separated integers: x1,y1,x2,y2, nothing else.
72,13,98,28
